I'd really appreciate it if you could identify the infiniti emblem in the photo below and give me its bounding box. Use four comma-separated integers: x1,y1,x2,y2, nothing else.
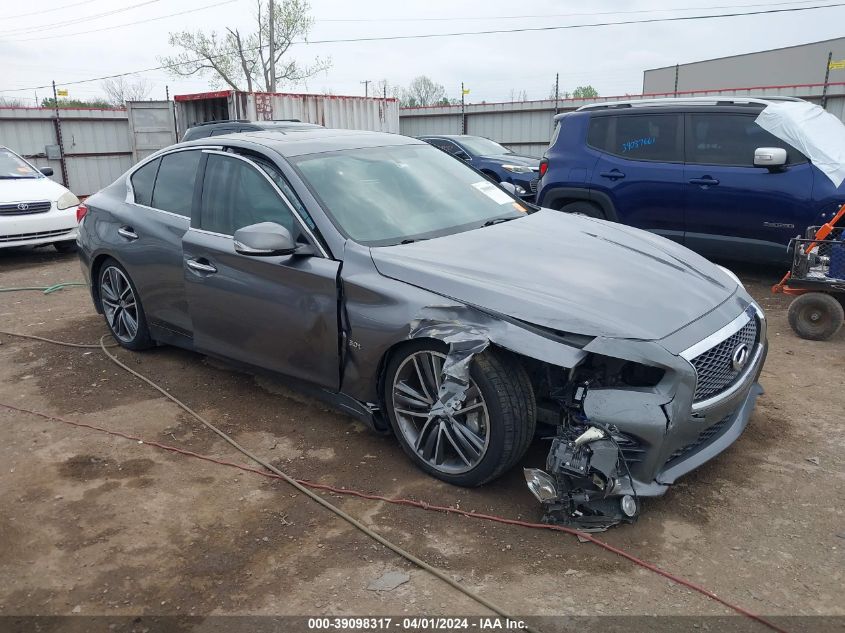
17,203,29,211
731,343,750,372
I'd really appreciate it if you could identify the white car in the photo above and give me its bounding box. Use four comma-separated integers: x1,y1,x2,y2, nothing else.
0,146,80,252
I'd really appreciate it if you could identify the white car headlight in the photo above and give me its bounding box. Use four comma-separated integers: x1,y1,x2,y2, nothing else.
501,164,535,174
57,190,80,210
717,265,744,288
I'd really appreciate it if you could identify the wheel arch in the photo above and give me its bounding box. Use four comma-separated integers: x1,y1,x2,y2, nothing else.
541,186,618,221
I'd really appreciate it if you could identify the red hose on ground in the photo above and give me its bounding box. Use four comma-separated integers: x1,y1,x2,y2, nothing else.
0,402,790,633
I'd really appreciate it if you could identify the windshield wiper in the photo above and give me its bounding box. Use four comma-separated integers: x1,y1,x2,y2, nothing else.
481,217,518,228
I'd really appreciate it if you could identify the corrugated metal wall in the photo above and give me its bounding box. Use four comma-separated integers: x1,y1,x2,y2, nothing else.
0,102,176,196
174,91,400,137
399,83,845,157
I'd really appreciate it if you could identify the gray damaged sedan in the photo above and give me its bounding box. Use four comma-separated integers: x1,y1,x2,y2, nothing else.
77,129,767,529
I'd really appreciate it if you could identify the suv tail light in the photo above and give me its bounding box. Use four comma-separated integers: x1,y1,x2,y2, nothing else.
76,203,88,223
539,158,549,178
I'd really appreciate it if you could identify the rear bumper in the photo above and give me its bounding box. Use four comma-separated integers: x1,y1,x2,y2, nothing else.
0,206,77,248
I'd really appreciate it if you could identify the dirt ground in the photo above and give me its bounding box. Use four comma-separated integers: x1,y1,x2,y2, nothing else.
0,246,843,628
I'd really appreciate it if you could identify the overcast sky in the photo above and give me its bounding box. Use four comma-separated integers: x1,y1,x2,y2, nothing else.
1,0,844,106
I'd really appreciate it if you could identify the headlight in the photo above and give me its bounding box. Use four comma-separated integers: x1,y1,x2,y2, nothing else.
57,190,80,210
501,164,535,174
717,265,744,288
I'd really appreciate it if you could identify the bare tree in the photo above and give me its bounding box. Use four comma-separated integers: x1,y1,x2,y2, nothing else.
508,88,528,102
159,0,330,92
400,76,446,107
0,97,26,107
101,75,153,106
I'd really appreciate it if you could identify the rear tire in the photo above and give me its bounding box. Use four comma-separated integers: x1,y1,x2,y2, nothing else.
97,258,153,350
383,340,536,487
559,201,606,219
788,292,844,340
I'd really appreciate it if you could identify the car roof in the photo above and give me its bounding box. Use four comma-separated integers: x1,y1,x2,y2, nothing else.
178,128,423,157
418,134,478,140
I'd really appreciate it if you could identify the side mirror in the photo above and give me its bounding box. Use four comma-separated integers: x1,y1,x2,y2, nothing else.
233,222,301,257
754,147,787,168
39,167,54,176
499,182,517,195
454,150,471,161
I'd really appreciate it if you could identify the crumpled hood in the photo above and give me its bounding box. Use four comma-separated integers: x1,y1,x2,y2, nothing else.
370,209,737,340
0,177,68,203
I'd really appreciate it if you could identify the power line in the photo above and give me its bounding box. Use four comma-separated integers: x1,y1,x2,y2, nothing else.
6,0,239,43
317,0,823,22
5,0,98,20
2,2,843,93
0,0,162,37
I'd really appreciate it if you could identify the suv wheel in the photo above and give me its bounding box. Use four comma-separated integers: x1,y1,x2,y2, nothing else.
383,340,536,487
559,201,606,219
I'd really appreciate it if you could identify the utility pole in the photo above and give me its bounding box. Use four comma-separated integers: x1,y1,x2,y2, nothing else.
461,82,466,134
673,64,679,97
268,0,276,92
822,51,833,110
554,72,560,114
383,82,387,100
51,80,69,187
360,80,371,97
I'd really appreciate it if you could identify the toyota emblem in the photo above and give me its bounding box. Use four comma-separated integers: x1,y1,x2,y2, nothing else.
17,203,29,211
731,343,750,371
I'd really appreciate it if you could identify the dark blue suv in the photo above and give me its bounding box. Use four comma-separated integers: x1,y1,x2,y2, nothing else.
537,98,845,264
418,135,540,200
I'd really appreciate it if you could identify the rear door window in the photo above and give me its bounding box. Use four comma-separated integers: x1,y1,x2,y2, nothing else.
587,113,682,162
151,150,201,216
686,113,806,166
130,158,160,207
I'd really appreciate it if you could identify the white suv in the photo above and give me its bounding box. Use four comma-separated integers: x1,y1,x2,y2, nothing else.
0,146,80,252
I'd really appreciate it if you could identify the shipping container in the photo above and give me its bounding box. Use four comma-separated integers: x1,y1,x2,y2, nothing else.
174,90,400,138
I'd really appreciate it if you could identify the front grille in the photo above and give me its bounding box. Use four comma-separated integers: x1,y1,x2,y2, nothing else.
0,228,72,243
0,200,52,216
529,178,539,193
666,414,732,465
690,315,758,401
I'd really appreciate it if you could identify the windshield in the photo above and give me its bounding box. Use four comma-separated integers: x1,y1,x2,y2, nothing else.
293,144,527,246
458,136,512,156
0,148,40,179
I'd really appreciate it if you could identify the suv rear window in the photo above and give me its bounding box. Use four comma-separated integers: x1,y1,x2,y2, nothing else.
686,113,806,166
587,113,682,162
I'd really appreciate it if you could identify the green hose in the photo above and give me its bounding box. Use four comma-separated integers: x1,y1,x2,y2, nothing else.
0,282,86,294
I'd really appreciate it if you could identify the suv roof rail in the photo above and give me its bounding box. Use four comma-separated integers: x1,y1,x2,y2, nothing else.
269,118,302,122
190,119,251,127
577,95,805,111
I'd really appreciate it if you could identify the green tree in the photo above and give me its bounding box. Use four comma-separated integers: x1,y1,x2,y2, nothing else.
572,85,599,99
41,97,113,109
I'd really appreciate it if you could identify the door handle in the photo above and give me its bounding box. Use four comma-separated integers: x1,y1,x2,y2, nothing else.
689,177,720,186
600,170,625,180
117,226,138,240
186,258,217,274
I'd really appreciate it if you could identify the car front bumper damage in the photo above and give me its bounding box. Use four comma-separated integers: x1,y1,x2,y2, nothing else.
525,304,768,531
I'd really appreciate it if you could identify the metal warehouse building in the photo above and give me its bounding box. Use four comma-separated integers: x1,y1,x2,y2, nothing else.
643,37,845,94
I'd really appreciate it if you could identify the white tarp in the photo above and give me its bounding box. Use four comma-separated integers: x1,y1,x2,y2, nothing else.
755,101,845,188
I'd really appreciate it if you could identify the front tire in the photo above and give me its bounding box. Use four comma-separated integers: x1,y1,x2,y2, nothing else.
383,340,536,487
98,258,153,350
559,201,606,219
788,292,844,340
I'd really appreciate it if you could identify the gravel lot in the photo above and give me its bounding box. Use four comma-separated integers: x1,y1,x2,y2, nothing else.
0,247,843,628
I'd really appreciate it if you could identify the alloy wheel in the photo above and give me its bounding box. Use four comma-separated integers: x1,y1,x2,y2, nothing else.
391,350,490,474
100,266,139,343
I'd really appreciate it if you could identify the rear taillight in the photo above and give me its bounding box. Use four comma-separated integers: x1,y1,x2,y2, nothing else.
76,204,88,223
539,158,549,178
